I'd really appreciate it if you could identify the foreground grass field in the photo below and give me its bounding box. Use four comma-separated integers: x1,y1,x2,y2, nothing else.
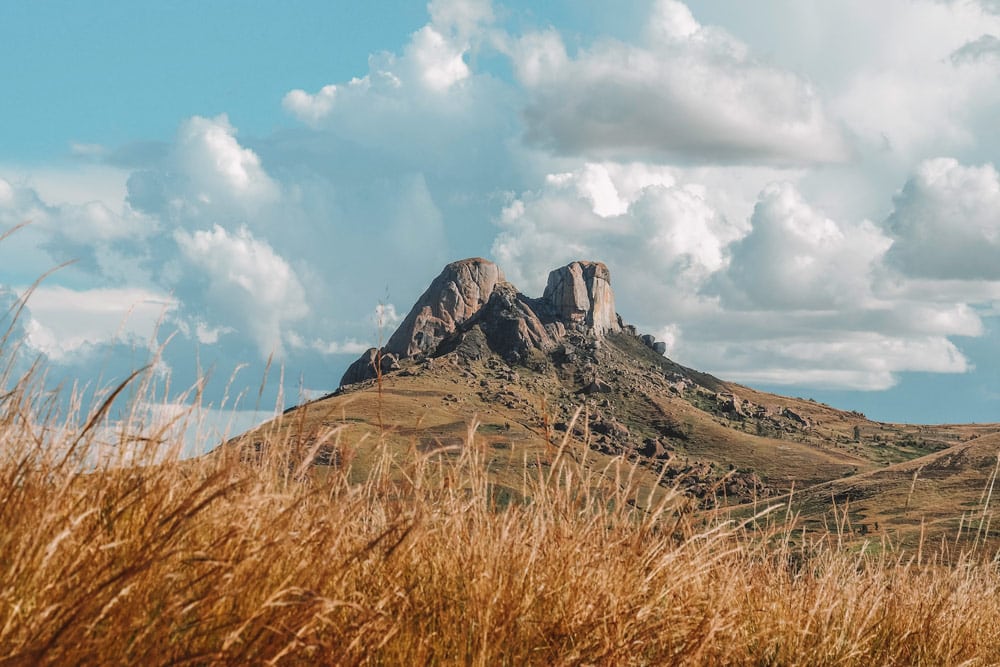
4,366,1000,665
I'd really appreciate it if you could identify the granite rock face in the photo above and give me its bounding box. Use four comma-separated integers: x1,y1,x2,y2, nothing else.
340,348,400,386
341,258,630,386
542,261,620,336
468,282,561,363
383,258,505,358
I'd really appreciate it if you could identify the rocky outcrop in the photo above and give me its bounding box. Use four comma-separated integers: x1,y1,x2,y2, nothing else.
340,258,627,386
384,258,505,358
542,261,620,336
640,333,668,356
340,348,400,386
468,283,561,362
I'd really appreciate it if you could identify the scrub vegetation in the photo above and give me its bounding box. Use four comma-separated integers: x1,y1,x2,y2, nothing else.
3,360,1000,665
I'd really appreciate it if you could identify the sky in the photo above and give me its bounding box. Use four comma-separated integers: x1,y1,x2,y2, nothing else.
2,0,1000,429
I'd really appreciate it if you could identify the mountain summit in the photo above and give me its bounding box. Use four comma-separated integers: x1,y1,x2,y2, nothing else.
341,258,638,386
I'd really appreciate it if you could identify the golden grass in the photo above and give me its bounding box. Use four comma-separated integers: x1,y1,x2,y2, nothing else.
3,366,1000,665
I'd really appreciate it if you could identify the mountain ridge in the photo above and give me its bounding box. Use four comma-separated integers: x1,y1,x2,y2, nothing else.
236,257,1000,537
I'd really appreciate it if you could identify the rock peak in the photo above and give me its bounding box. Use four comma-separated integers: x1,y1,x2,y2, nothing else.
383,257,505,358
543,261,620,336
341,257,629,386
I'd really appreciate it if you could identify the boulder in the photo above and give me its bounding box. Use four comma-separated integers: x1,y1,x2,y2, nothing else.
783,407,811,428
542,261,620,336
592,418,630,439
717,392,748,418
652,341,667,355
469,282,560,362
340,348,400,386
639,437,671,458
581,378,613,394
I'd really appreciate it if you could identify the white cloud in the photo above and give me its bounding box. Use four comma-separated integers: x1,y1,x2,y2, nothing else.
428,0,493,38
283,0,495,127
721,183,891,310
194,321,231,345
0,177,13,206
374,302,402,328
506,30,567,87
707,334,969,391
885,158,1000,280
493,161,741,306
828,0,1000,158
492,162,997,390
174,114,279,208
20,285,176,360
647,0,702,41
509,0,848,164
0,175,155,280
951,34,1000,64
0,163,129,207
282,84,339,127
174,225,308,357
287,333,371,356
173,319,234,346
406,26,471,92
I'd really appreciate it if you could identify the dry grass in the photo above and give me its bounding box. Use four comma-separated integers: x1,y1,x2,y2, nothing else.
3,365,1000,666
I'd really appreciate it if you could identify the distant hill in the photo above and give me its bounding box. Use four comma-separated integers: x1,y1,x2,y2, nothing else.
233,258,1000,539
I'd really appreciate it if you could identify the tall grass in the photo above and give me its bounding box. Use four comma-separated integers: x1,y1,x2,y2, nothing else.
3,362,1000,665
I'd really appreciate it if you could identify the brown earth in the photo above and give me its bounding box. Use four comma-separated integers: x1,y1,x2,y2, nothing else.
232,257,1000,542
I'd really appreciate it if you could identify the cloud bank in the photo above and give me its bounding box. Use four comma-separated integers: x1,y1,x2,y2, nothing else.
3,0,1000,420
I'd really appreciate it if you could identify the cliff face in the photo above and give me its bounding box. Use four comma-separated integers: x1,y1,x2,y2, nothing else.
341,258,639,386
542,261,620,336
383,258,505,358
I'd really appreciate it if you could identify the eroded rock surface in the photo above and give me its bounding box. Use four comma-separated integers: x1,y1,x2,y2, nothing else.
340,348,400,386
542,261,620,336
341,258,630,386
384,258,505,358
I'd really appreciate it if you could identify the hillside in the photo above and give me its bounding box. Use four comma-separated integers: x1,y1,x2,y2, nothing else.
234,258,1000,531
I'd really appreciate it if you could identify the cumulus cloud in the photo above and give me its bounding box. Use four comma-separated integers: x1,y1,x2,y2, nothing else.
0,175,154,280
282,84,339,127
721,183,891,310
407,25,472,92
491,162,998,390
715,334,969,391
127,114,279,226
173,114,279,208
885,158,1000,280
827,0,1000,159
509,0,847,164
493,162,740,300
174,225,308,357
20,286,176,361
951,34,1000,64
283,0,494,126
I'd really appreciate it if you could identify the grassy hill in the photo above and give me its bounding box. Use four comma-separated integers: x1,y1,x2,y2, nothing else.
234,329,1000,545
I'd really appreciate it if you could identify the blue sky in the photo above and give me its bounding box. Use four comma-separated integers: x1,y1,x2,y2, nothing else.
2,0,1000,429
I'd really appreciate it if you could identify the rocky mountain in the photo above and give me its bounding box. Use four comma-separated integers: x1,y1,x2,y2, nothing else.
237,258,1000,537
341,258,626,385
